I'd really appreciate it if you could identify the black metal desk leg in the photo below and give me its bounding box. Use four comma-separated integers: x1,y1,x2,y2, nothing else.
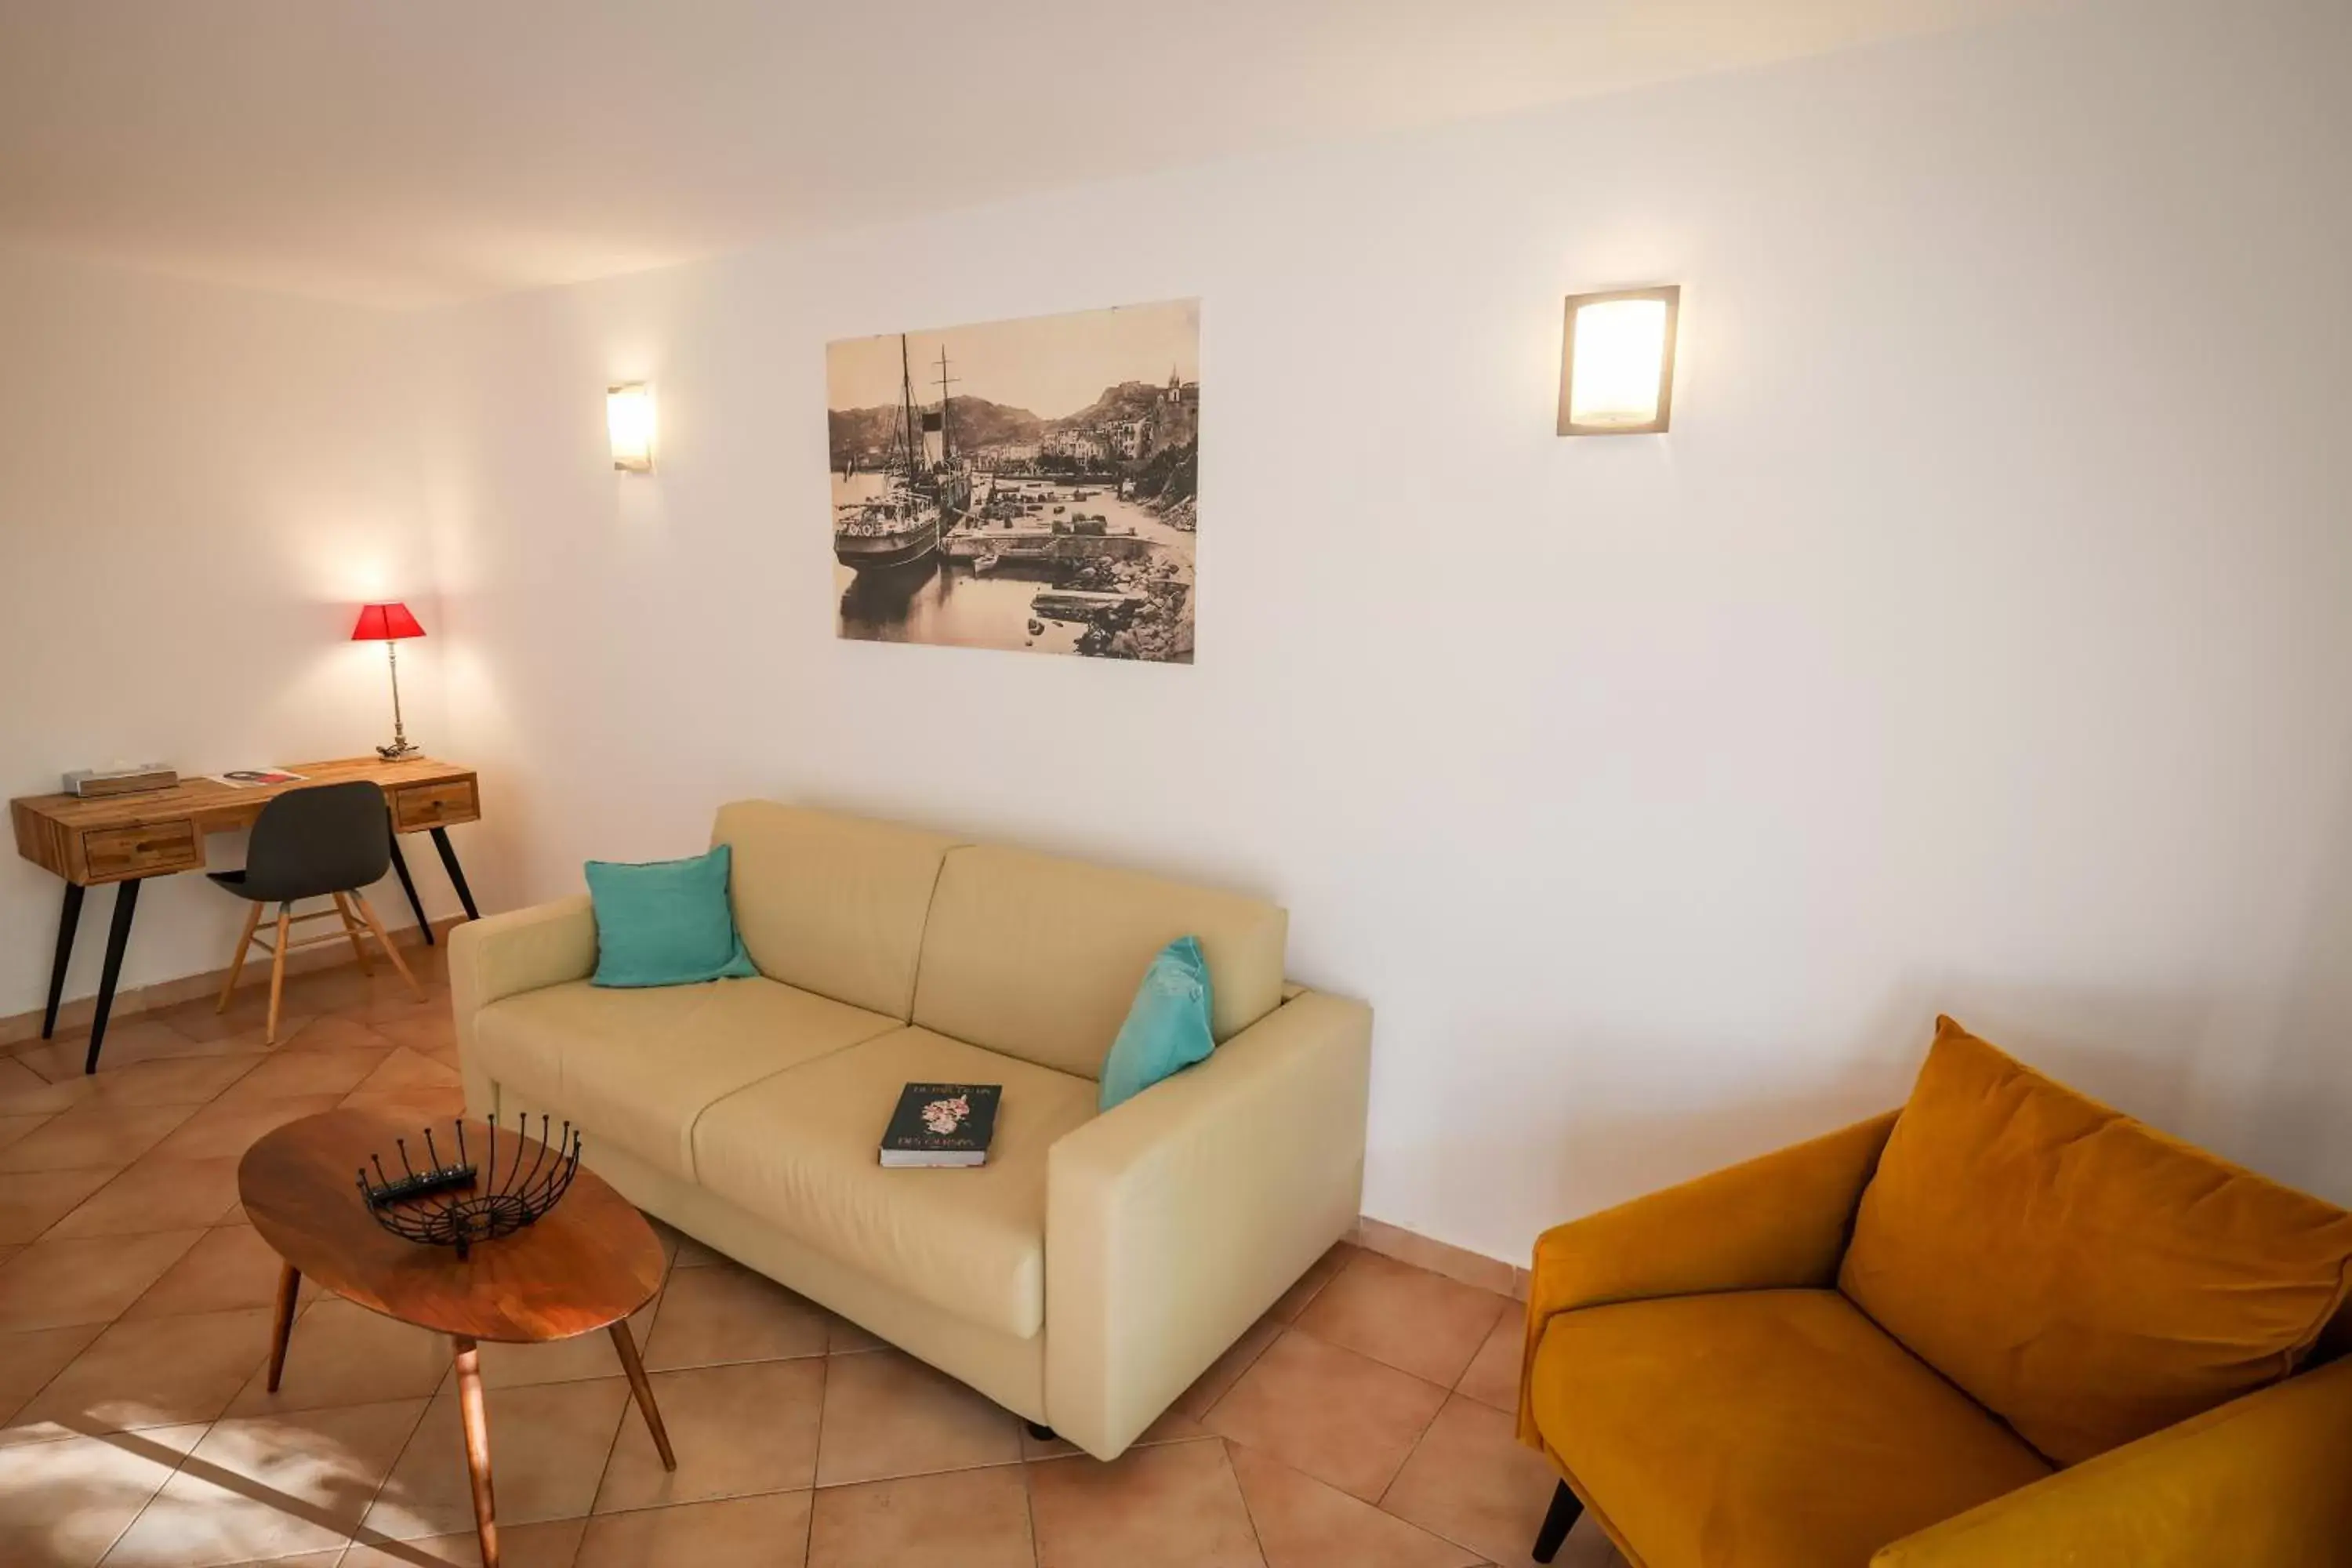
43,882,85,1040
84,878,142,1076
430,826,479,922
386,811,434,946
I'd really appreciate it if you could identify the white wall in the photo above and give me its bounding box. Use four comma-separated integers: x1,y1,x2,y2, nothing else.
0,250,454,1022
408,0,2347,1265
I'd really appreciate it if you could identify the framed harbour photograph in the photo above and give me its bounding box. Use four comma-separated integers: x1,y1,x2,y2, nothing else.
826,298,1199,662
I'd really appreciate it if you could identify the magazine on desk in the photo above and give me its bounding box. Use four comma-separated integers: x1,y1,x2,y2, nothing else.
206,769,307,789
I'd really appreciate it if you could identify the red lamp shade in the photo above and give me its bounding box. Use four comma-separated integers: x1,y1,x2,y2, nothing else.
351,602,426,642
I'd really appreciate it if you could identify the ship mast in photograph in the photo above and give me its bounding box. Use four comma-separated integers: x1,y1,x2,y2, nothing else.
833,336,971,574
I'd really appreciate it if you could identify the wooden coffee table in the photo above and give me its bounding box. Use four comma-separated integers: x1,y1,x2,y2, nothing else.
239,1109,673,1567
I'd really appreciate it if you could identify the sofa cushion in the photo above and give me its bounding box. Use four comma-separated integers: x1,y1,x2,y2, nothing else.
711,800,965,1018
471,975,900,1182
911,843,1287,1079
1839,1017,2352,1465
1530,1290,2053,1568
691,1026,1098,1339
1097,936,1215,1112
586,845,758,987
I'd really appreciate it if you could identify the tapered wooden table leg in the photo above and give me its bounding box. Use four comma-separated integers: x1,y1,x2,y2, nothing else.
608,1319,675,1470
452,1336,499,1568
265,1261,301,1392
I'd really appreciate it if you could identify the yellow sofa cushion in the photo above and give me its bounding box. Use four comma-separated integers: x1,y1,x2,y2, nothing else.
1839,1016,2352,1465
911,842,1288,1080
1531,1290,2052,1568
690,1025,1099,1339
711,800,965,1019
472,975,900,1182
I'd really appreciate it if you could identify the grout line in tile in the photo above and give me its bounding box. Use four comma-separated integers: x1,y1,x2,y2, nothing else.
808,1333,830,1497
1368,1396,1504,1565
0,1327,103,1436
1371,1406,1442,1514
1285,1255,1347,1320
812,1452,1032,1492
804,1399,825,1568
85,1419,223,1568
1017,1427,1044,1568
1219,1436,1275,1568
1191,1319,1287,1428
332,1378,445,1564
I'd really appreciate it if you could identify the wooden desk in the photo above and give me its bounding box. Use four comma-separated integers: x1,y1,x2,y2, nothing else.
11,757,481,1073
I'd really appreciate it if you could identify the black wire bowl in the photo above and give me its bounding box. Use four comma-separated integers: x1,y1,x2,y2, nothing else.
356,1113,583,1261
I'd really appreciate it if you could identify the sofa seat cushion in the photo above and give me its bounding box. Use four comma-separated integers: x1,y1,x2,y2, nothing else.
471,976,900,1182
691,1026,1098,1340
1530,1290,2052,1568
1840,1017,2352,1465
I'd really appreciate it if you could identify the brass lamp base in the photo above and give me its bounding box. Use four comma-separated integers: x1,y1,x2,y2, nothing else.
376,638,419,763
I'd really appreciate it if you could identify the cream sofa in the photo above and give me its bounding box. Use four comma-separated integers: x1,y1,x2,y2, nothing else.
448,801,1371,1460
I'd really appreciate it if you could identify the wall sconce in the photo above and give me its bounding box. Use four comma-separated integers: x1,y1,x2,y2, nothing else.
607,383,655,472
1558,286,1679,436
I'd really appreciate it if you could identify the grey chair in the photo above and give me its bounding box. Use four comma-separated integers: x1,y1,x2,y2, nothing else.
212,781,421,1041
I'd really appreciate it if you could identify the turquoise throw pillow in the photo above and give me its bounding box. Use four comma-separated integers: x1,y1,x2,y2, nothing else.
1098,936,1215,1112
586,844,760,988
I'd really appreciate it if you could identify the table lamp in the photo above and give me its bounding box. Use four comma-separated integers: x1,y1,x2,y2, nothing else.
352,602,426,760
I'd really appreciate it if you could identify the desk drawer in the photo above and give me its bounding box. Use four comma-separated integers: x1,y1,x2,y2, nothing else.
393,778,479,832
82,821,201,881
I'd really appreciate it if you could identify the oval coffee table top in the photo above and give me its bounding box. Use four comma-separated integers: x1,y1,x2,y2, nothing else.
239,1109,663,1344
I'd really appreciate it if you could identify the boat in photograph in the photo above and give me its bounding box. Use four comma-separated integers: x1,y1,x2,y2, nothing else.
833,335,970,573
834,492,943,572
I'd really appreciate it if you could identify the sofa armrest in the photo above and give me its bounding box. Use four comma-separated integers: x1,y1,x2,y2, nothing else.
1518,1109,1897,1446
447,895,596,1117
1872,1355,2352,1566
1045,989,1371,1459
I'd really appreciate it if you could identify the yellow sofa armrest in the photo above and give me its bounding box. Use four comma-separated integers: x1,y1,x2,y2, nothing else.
448,895,596,1117
1518,1109,1897,1446
1872,1355,2352,1566
1045,989,1371,1460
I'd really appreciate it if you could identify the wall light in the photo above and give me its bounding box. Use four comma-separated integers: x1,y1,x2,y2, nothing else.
608,383,655,472
1558,285,1679,436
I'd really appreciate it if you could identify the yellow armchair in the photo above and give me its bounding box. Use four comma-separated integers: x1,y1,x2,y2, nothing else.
1873,1353,2352,1566
1515,1021,2352,1568
1514,1109,1898,1414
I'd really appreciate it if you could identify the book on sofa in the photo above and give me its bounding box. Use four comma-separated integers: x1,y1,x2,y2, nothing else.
880,1083,1002,1167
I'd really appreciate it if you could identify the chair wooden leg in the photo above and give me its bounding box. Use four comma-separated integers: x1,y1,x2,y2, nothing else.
216,902,263,1011
1534,1479,1584,1563
352,891,423,1000
332,892,374,975
265,904,291,1044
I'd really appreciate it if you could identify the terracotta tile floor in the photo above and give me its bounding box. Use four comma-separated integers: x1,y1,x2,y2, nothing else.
0,945,1628,1567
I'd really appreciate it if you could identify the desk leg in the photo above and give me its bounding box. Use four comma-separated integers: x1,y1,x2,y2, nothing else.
42,883,85,1040
430,826,481,923
385,812,434,946
83,880,142,1076
452,1336,499,1568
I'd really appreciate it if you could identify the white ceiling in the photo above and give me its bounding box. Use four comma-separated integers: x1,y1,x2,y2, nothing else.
0,0,2046,308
